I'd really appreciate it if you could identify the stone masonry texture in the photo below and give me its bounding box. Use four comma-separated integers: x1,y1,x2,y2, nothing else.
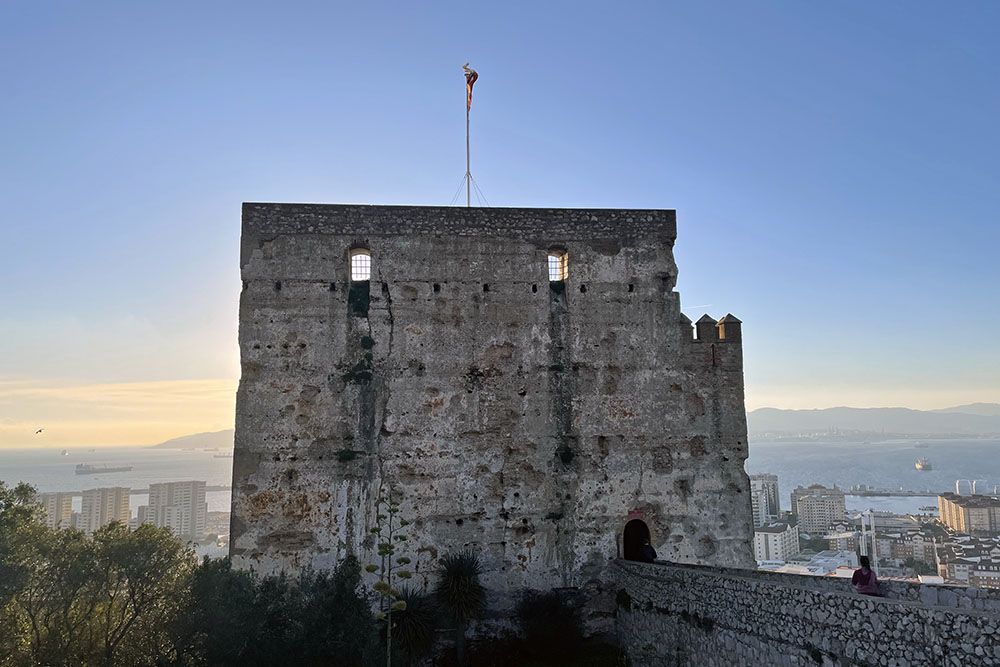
231,204,754,606
613,560,1000,667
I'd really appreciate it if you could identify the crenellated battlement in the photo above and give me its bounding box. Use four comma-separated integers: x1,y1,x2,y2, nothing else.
684,313,742,343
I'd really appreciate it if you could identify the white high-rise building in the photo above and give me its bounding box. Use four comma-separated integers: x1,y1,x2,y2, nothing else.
139,481,207,542
753,522,800,562
749,473,780,526
78,487,130,534
37,491,74,529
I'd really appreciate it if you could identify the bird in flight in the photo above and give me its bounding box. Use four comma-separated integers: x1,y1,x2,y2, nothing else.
34,428,44,435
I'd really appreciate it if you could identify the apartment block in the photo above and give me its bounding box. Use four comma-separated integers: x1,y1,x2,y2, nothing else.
78,487,130,534
37,491,74,530
753,522,800,562
749,473,780,526
139,481,208,542
938,493,1000,535
792,484,846,534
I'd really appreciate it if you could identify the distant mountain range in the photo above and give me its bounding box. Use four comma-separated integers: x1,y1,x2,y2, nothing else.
930,402,1000,417
152,403,1000,448
749,403,1000,440
149,430,234,450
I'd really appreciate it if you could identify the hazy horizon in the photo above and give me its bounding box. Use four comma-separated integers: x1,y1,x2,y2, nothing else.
2,2,998,448
6,398,1000,450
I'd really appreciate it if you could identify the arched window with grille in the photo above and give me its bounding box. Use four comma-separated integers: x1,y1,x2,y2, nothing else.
350,248,371,281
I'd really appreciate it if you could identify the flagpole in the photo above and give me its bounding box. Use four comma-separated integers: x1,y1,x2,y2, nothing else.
462,63,477,208
466,101,471,207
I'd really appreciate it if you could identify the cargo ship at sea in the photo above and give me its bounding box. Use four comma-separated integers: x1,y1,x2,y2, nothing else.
75,463,133,475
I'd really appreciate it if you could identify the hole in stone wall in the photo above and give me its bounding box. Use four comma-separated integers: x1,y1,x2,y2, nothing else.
628,284,634,293
433,283,441,293
329,283,336,292
482,284,490,292
455,518,464,526
580,284,587,293
532,284,538,293
274,281,282,291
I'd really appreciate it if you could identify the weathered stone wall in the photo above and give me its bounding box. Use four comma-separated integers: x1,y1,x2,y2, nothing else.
231,204,753,603
613,560,1000,666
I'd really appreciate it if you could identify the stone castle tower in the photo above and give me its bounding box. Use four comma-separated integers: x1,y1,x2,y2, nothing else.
230,203,754,592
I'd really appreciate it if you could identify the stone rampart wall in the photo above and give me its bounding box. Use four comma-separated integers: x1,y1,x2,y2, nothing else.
612,560,1000,666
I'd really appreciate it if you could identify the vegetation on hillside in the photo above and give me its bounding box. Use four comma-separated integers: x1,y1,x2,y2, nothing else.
1,481,623,666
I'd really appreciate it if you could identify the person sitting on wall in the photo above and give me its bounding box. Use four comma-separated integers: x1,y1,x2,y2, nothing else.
639,539,657,563
852,555,880,596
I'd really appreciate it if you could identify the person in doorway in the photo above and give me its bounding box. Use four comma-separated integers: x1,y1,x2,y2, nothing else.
852,555,880,596
639,539,657,563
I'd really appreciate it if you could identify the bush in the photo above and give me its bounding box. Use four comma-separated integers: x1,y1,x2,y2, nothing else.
173,556,378,666
516,590,584,657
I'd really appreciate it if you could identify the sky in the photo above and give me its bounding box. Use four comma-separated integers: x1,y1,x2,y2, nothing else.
1,1,998,448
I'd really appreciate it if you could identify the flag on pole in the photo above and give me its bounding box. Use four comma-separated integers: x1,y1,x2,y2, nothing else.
463,63,478,111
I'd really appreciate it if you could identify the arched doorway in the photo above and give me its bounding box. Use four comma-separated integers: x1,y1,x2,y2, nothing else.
623,519,651,561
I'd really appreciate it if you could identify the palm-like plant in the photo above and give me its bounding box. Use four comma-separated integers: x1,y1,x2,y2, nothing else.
434,551,485,666
391,586,439,666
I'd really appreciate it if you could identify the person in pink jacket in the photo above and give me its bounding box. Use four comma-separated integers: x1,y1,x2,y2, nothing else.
852,555,880,596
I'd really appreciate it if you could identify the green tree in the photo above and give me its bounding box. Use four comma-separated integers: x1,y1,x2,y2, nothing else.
89,523,194,665
903,557,937,576
2,480,378,666
434,551,485,667
0,481,46,663
1,480,194,667
7,521,193,666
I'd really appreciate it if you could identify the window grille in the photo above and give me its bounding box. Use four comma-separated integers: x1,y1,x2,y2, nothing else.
350,250,371,281
547,252,568,282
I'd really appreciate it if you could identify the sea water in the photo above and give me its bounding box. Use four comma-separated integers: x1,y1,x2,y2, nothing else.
3,438,999,518
747,438,1000,513
0,447,234,516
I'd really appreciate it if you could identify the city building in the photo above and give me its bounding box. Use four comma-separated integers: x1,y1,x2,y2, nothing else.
749,473,780,526
759,549,858,577
936,535,1000,588
824,530,859,552
753,522,799,562
78,487,130,535
37,491,74,530
138,481,207,542
937,493,1000,535
231,203,755,591
792,484,846,534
